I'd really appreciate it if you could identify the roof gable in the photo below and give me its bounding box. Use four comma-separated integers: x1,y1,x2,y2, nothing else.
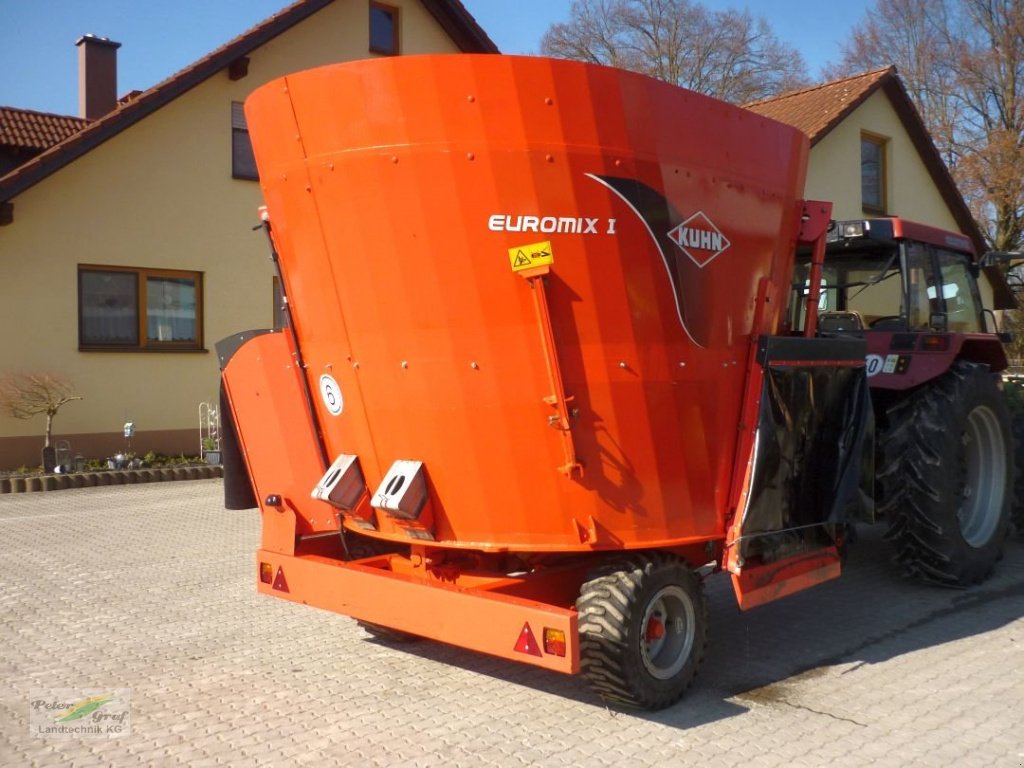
0,0,496,204
746,66,987,260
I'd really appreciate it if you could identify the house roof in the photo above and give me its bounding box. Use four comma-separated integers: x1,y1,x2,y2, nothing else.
746,68,1012,307
745,67,894,145
0,0,496,204
0,106,90,151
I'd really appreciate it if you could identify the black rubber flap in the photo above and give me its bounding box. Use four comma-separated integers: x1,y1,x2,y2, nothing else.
736,344,874,563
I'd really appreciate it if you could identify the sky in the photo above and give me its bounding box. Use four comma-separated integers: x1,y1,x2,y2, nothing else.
1,0,874,117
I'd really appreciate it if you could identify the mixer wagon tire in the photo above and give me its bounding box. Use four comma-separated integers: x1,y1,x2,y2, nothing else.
344,537,421,642
576,553,708,710
358,622,421,643
880,361,1011,586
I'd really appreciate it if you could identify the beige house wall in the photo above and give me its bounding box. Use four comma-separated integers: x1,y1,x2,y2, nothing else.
0,0,461,467
803,91,995,309
805,91,958,228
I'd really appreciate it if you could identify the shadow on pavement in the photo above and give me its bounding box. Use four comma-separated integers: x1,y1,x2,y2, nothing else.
363,526,1024,728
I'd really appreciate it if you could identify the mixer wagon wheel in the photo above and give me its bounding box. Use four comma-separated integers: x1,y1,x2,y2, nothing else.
357,621,421,644
576,553,708,710
880,361,1011,585
344,536,421,643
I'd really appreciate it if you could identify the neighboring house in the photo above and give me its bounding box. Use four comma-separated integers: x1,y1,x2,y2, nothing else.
745,66,1013,310
0,0,495,468
0,106,89,179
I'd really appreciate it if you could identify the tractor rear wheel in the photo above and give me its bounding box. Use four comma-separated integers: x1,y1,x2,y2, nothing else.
576,553,707,710
879,361,1011,585
1011,411,1024,536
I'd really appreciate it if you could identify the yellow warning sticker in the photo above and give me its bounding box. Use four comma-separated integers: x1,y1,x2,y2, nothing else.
508,240,554,272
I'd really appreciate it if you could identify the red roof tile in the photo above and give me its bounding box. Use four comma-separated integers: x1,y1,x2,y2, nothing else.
745,67,894,144
0,106,90,151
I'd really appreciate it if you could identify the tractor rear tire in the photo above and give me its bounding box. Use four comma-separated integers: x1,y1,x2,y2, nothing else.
576,553,708,710
879,361,1011,586
1011,411,1024,536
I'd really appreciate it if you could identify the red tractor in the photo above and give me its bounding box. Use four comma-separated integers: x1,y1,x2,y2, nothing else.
790,217,1013,585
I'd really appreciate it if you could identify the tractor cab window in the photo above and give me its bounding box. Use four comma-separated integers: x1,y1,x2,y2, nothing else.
843,249,906,329
788,247,905,332
935,249,983,332
903,241,938,330
789,239,984,335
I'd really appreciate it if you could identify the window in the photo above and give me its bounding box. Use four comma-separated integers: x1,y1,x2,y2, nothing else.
79,266,204,351
370,2,400,55
935,249,983,332
231,101,258,180
861,132,887,214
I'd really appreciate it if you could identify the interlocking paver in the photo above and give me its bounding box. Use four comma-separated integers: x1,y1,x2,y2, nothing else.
0,481,1022,766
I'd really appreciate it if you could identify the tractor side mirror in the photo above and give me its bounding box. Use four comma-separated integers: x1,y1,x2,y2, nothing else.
980,250,1024,267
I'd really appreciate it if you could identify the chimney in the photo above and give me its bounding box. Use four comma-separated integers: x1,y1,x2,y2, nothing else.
76,34,121,119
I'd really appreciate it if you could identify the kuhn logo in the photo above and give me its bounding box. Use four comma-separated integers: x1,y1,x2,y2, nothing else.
667,212,731,268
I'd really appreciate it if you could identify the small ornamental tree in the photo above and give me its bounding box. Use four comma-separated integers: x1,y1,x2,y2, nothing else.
0,373,82,469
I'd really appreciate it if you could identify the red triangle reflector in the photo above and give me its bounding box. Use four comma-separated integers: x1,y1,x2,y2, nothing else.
513,622,542,657
272,566,289,593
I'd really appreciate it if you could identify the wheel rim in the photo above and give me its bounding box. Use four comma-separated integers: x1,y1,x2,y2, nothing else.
639,585,695,680
957,405,1006,548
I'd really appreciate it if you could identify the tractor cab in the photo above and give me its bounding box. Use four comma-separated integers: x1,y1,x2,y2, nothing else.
788,217,1005,389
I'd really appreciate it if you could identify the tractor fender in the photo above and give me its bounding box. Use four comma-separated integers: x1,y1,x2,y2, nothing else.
865,333,1007,390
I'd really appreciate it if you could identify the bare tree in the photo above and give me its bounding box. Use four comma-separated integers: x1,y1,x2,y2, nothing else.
828,0,1024,254
0,372,82,449
541,0,809,103
823,0,960,148
951,0,1024,254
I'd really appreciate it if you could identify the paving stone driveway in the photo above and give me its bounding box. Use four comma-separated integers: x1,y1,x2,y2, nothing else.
1,480,1022,767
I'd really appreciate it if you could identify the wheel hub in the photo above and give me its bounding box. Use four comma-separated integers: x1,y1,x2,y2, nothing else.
645,616,665,642
640,585,696,680
956,405,1006,548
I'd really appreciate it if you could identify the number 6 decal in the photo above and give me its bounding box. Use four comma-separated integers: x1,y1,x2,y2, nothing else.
319,374,343,415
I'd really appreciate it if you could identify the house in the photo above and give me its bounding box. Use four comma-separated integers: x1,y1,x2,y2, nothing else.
0,0,495,468
745,66,1012,309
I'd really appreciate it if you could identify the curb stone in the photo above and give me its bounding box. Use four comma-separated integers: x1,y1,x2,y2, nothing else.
1,465,223,494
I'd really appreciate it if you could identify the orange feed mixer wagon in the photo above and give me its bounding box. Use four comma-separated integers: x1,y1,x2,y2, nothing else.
218,55,873,709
